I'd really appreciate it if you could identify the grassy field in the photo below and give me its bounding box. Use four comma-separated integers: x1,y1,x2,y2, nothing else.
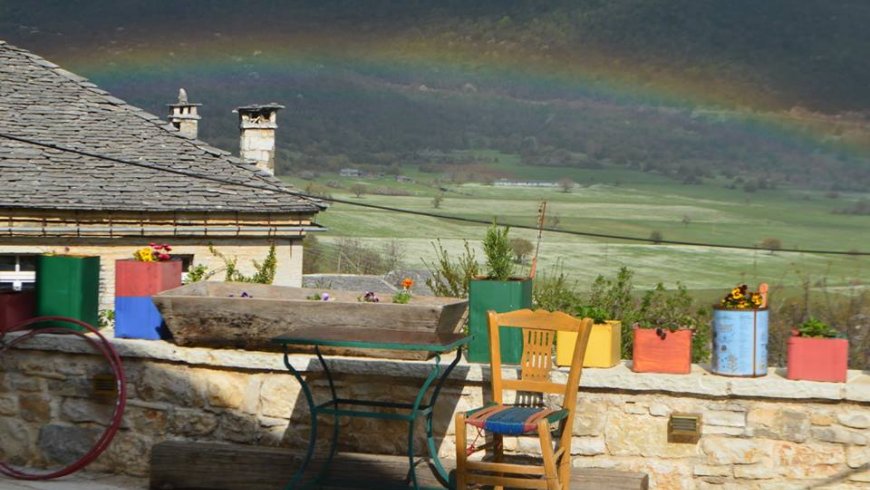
282,158,869,292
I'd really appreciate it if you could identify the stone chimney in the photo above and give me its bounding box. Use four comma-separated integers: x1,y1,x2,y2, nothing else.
167,88,201,139
233,103,284,174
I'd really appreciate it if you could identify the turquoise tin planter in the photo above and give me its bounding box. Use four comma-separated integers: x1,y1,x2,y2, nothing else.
711,308,769,377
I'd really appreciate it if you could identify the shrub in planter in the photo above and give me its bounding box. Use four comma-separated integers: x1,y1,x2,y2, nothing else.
557,306,621,368
787,318,848,383
467,223,531,364
632,325,693,374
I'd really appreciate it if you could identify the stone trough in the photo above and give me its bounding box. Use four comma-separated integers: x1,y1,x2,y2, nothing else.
153,281,468,360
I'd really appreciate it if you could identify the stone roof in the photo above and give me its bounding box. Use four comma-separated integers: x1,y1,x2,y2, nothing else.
0,41,323,214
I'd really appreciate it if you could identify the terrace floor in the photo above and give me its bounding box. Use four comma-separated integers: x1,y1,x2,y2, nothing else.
0,472,147,489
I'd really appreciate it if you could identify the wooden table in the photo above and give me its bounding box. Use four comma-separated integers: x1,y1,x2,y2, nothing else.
273,328,471,490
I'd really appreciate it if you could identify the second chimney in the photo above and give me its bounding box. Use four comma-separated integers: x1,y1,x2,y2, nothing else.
234,103,284,174
167,88,201,139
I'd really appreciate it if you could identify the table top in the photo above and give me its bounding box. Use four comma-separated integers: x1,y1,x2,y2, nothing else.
272,327,470,353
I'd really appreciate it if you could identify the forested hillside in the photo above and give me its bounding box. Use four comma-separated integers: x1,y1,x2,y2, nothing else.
1,0,867,190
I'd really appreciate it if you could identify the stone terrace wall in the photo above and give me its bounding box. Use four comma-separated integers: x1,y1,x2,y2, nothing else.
0,333,868,489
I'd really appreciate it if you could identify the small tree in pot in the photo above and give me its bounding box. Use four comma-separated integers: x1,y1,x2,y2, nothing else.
467,223,532,364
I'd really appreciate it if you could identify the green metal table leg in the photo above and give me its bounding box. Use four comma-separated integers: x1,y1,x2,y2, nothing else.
282,346,318,490
425,347,464,488
407,355,443,489
313,347,340,486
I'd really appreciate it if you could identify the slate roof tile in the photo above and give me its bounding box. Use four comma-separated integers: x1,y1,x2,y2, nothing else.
0,40,324,215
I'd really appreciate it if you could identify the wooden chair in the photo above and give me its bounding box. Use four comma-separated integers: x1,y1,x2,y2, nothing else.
455,309,593,490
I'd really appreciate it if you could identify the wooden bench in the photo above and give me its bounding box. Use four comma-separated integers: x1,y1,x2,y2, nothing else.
151,441,649,489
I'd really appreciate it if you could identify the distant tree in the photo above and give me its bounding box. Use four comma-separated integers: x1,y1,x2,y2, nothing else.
649,231,664,244
509,238,535,264
760,237,782,253
350,183,367,198
547,214,561,229
558,177,575,193
681,215,692,227
432,193,444,209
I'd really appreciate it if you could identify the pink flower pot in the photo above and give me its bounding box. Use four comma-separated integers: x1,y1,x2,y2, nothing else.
786,335,848,383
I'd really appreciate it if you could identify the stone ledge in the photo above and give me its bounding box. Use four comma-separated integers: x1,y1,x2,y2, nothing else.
4,331,868,403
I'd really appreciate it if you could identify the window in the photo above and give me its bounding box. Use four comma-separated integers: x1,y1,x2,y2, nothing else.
0,254,37,291
175,254,196,283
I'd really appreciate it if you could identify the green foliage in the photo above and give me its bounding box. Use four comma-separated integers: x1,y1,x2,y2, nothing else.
532,265,580,312
588,267,637,325
183,263,213,284
209,244,278,284
509,237,534,264
423,239,480,298
392,290,412,304
573,305,609,324
483,223,515,280
635,283,711,363
797,317,840,339
98,309,115,330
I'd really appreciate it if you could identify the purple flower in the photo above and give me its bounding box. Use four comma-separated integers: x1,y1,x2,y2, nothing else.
321,293,330,301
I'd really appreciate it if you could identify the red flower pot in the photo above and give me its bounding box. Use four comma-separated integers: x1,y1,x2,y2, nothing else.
632,328,692,374
787,335,848,383
0,290,35,332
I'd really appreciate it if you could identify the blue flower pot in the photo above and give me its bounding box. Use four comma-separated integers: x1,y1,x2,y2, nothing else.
711,308,769,377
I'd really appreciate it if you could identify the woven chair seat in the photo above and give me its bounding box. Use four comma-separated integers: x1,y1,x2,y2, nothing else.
465,403,568,436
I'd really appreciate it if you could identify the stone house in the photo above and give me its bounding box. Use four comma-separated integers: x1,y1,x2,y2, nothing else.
0,41,325,306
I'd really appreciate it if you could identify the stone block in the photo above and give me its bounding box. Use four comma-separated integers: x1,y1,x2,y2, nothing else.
7,372,44,392
846,446,869,468
0,394,17,416
693,464,732,477
46,377,93,398
775,440,847,479
707,410,747,428
811,413,835,426
573,399,607,436
845,376,870,403
217,410,259,444
747,407,810,442
239,375,262,415
37,423,101,466
571,436,606,455
702,436,771,464
61,397,118,426
205,372,246,409
624,402,648,415
99,431,151,477
837,410,870,429
848,467,870,483
812,426,867,446
168,407,217,437
19,393,52,423
259,375,300,419
733,463,777,480
0,416,36,465
649,402,670,417
702,425,745,436
125,406,167,434
137,364,204,408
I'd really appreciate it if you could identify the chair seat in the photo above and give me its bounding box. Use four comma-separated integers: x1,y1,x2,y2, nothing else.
465,403,568,436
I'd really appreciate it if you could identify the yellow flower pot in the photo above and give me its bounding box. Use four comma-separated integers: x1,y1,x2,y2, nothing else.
556,320,621,368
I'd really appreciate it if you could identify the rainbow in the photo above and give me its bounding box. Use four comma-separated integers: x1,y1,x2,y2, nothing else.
39,30,868,154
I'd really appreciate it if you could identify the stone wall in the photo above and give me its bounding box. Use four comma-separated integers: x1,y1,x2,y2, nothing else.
0,333,868,489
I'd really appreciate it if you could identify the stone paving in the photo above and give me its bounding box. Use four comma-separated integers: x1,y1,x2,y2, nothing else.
0,472,146,490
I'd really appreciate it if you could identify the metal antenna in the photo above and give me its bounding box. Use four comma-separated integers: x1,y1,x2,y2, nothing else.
529,200,547,279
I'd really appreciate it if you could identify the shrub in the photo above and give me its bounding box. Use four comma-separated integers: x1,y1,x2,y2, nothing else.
423,240,480,298
483,223,515,280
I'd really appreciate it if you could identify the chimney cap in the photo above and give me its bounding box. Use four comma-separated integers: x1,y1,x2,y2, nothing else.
233,103,285,113
167,88,201,108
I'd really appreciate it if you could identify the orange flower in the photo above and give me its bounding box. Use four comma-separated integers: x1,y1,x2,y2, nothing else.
402,278,414,290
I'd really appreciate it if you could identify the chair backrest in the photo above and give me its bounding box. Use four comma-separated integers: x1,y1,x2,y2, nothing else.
487,309,593,411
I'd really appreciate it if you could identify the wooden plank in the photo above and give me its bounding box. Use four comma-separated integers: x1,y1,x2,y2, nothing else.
150,441,648,490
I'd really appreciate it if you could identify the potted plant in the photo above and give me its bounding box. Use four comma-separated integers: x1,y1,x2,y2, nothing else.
556,305,621,368
632,325,693,374
787,317,848,383
35,253,100,329
467,223,532,364
115,243,181,339
0,289,35,332
711,283,769,377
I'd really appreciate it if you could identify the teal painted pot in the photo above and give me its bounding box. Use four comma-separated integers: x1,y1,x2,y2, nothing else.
467,278,532,364
711,308,769,377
